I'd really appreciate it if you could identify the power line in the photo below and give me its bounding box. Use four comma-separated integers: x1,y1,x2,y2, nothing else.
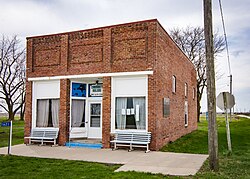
218,0,232,76
218,0,234,121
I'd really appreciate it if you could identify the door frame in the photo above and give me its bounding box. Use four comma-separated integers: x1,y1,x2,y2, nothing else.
69,98,88,139
87,100,102,139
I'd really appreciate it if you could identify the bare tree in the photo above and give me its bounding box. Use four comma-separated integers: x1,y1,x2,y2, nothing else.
0,35,26,121
170,27,225,122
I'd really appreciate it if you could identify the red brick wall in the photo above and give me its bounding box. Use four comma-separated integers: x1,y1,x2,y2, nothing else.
153,23,197,150
102,77,111,148
24,80,32,143
25,19,197,150
58,79,70,145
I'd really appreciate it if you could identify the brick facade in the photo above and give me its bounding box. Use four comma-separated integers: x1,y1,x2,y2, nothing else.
25,19,197,150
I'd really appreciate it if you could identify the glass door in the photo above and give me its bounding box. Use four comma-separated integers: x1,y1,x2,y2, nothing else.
88,102,102,139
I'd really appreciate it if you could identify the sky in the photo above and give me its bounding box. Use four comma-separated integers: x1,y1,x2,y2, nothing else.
0,0,249,112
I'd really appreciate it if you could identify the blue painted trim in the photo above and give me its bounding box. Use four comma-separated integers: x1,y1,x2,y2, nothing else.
65,142,102,149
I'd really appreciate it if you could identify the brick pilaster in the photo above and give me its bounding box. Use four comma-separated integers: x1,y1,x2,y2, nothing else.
24,81,33,144
58,79,70,145
102,77,111,148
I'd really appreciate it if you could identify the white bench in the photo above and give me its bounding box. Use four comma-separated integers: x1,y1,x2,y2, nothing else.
110,132,151,153
25,128,59,146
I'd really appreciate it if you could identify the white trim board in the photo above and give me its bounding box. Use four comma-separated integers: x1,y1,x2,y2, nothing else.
28,71,153,81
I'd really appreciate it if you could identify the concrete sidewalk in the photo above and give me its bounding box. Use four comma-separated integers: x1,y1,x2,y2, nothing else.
0,144,208,176
237,115,250,119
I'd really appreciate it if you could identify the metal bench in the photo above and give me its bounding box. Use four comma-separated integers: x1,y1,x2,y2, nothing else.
110,132,151,153
25,128,59,146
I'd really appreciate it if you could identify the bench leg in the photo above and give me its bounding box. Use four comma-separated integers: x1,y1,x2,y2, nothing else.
145,144,150,153
40,139,44,146
52,139,58,147
128,143,133,152
112,142,118,150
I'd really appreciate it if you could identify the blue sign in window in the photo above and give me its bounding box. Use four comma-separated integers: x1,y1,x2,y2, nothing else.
72,83,86,97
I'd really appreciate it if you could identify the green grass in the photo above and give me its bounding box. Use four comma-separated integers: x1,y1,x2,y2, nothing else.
0,117,24,147
0,116,249,178
0,156,172,179
161,116,250,178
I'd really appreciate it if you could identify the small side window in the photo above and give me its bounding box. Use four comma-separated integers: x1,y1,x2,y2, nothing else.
193,88,196,100
185,83,188,98
184,101,188,127
172,75,176,93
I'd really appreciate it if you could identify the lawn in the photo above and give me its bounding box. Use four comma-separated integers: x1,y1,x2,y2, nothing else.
0,116,249,178
0,117,24,148
162,115,250,178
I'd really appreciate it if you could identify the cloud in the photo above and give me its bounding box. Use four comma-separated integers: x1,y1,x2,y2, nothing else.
0,0,249,111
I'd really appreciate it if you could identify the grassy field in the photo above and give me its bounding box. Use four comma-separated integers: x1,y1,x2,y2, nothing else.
0,117,24,147
0,116,249,178
162,115,250,178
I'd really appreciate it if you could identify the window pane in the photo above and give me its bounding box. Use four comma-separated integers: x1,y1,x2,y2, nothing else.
115,97,146,130
90,104,101,127
185,101,188,126
185,83,188,97
72,83,86,97
90,116,100,127
172,76,176,93
36,99,49,127
71,99,85,127
51,99,60,127
163,98,170,117
115,97,127,129
91,104,101,115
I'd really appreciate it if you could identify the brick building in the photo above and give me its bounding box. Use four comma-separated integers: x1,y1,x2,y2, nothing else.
24,19,197,151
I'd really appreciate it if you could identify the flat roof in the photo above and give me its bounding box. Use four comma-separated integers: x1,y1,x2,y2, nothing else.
26,19,158,39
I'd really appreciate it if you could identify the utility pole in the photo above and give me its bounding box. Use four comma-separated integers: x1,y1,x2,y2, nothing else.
203,0,219,171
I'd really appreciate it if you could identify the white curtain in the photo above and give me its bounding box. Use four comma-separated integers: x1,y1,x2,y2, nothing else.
115,98,127,129
37,99,49,127
51,99,60,127
71,99,85,127
133,97,146,129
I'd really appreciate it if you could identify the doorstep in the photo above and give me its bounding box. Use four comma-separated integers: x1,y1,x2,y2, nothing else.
65,142,102,149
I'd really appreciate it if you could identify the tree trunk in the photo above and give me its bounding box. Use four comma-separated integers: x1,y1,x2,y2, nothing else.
197,100,201,122
20,104,25,121
197,85,202,123
8,110,15,121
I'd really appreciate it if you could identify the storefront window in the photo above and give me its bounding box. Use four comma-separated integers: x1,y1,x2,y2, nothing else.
36,99,59,127
115,97,146,130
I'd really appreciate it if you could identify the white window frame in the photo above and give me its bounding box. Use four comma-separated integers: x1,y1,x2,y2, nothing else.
70,81,88,131
193,87,196,100
184,101,188,127
69,80,103,138
111,76,148,133
185,83,188,97
32,80,60,129
172,75,176,93
36,98,60,128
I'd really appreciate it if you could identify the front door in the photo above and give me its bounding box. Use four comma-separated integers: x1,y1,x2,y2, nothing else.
88,102,102,139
